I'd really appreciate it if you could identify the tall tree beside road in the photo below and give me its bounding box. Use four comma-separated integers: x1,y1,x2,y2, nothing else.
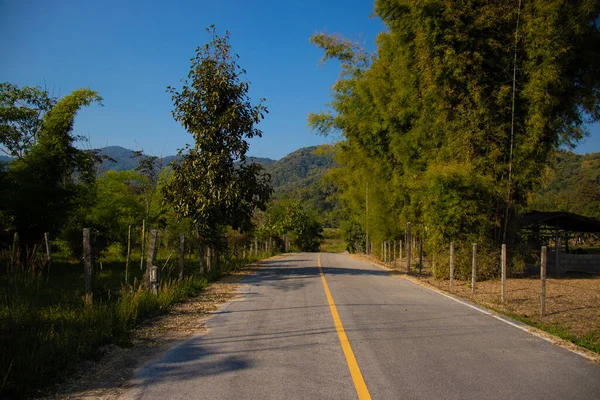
311,0,600,251
164,26,272,239
0,87,102,246
0,83,57,159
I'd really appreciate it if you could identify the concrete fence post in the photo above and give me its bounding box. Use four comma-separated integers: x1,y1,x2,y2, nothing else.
140,219,145,271
419,236,423,275
555,231,560,277
449,242,454,286
407,222,412,273
179,234,185,280
44,232,52,277
83,228,93,305
150,265,160,296
10,232,19,274
501,244,507,303
399,240,402,260
541,246,547,318
144,230,158,288
472,243,478,294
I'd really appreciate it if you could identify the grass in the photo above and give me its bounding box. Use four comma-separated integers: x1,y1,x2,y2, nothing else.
320,228,346,253
506,313,600,353
0,247,269,399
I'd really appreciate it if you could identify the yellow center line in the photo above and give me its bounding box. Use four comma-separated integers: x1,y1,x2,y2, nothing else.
318,253,372,400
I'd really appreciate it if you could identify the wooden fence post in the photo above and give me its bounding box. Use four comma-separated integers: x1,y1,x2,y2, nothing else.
125,225,131,284
501,244,507,303
555,230,560,277
140,219,146,271
179,234,185,280
407,222,412,273
207,246,212,272
419,236,424,275
144,229,158,288
10,232,19,274
83,228,93,305
541,246,547,318
44,232,52,277
399,240,402,260
472,243,478,294
199,243,205,274
449,242,454,286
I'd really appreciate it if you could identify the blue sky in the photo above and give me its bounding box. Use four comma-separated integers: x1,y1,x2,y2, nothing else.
1,0,599,159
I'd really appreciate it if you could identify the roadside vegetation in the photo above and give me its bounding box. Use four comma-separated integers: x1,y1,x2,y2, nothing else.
0,27,323,399
311,1,600,353
3,1,600,397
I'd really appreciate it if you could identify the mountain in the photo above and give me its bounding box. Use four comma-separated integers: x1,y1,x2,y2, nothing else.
96,145,278,173
0,155,13,163
529,151,600,219
267,146,336,194
93,145,331,191
96,146,178,172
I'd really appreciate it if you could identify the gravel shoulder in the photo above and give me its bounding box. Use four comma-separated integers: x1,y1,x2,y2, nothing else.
37,258,279,400
349,253,600,362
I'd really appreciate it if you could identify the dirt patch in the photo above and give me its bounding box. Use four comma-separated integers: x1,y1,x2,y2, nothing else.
38,259,270,400
351,253,600,359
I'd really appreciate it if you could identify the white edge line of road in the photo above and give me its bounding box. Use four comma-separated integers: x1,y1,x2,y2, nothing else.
367,261,596,362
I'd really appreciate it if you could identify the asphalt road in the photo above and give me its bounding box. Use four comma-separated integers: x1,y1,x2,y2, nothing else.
125,252,600,399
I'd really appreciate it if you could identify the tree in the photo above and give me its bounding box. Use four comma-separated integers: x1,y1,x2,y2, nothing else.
163,26,272,240
0,87,102,247
310,1,600,251
132,150,161,224
0,82,57,159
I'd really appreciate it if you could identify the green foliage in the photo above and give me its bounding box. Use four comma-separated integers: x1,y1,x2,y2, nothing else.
164,26,272,238
62,170,146,255
0,87,102,246
342,219,365,253
0,82,57,159
0,249,261,399
255,200,324,252
310,1,600,256
320,228,346,253
529,151,600,219
269,145,341,227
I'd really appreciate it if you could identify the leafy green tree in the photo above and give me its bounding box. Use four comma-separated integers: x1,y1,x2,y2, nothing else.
258,200,323,252
0,82,57,159
0,87,102,246
163,26,272,240
310,1,600,252
63,170,145,255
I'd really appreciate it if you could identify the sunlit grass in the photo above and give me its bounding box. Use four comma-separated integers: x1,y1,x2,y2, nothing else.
0,250,264,399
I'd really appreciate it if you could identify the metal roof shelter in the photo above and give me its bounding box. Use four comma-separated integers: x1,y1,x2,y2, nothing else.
520,211,600,232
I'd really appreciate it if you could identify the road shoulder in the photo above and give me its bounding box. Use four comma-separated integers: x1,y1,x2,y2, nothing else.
37,258,283,400
347,253,600,364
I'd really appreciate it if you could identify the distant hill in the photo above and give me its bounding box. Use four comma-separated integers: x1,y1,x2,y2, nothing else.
96,146,178,172
529,151,600,219
267,146,336,194
0,155,12,163
94,145,332,193
96,145,277,173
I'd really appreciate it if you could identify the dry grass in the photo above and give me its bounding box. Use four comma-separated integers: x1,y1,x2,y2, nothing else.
352,253,600,355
